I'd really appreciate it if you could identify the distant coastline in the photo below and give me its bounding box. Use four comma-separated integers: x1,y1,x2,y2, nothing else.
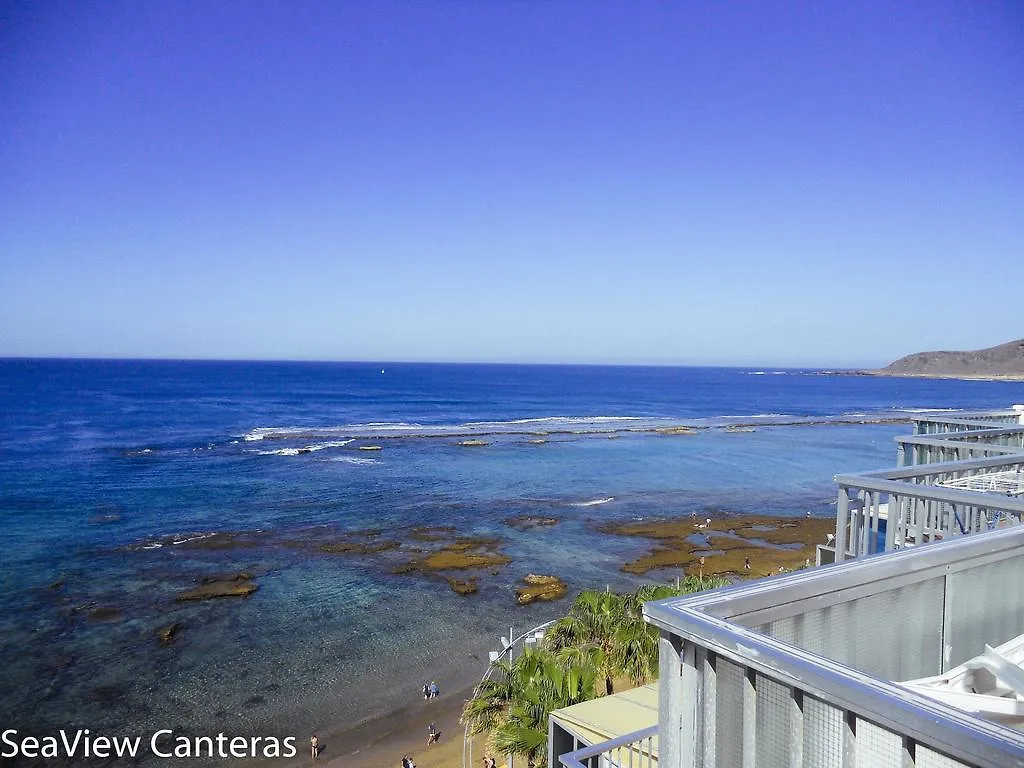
858,371,1024,382
858,338,1024,382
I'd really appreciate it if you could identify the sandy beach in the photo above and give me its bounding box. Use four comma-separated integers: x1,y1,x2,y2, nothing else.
261,513,837,768
313,682,478,768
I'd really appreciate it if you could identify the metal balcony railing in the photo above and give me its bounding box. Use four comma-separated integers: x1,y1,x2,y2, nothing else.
643,526,1024,768
831,409,1024,561
557,725,658,768
551,406,1024,768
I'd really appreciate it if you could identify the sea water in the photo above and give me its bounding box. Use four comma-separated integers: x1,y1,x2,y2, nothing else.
1,359,1021,765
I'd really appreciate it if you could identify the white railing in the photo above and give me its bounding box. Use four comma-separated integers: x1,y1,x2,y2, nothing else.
644,527,1024,768
558,725,658,768
552,407,1024,768
831,410,1024,561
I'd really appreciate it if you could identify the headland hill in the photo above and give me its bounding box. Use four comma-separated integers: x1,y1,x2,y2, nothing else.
830,338,1024,381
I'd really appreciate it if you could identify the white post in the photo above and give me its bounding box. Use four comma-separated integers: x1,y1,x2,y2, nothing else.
507,626,513,768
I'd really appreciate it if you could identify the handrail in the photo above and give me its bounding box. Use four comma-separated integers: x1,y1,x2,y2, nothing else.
558,725,659,768
644,527,1024,768
645,597,1024,768
832,475,1024,511
896,435,1022,455
851,451,1024,480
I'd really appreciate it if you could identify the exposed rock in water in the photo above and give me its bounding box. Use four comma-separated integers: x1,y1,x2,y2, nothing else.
515,574,567,605
505,515,559,531
358,445,383,451
523,573,561,585
655,426,697,435
176,573,258,602
419,548,511,571
602,514,835,577
318,540,399,554
457,439,488,446
410,526,458,542
89,513,122,524
447,577,478,596
202,571,254,583
123,530,270,553
157,621,184,644
86,606,124,623
397,536,512,573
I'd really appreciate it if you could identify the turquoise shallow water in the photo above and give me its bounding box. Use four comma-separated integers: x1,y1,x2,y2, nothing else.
1,360,1021,765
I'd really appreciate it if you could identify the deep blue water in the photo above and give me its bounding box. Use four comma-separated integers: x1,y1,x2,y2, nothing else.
1,359,1022,765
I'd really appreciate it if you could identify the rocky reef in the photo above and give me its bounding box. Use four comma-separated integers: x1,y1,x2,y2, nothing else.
316,528,400,554
157,621,184,644
408,526,456,542
602,514,835,578
86,606,124,623
447,577,478,596
515,574,567,605
412,539,512,571
175,573,259,602
654,426,697,435
504,515,559,531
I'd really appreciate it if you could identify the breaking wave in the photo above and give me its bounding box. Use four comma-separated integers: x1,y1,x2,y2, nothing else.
569,497,615,507
255,439,354,456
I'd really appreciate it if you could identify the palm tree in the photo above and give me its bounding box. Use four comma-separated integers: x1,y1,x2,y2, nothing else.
544,577,728,694
615,578,728,685
465,576,729,766
544,589,625,695
463,647,597,768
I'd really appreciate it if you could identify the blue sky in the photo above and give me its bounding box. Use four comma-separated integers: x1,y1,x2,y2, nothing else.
1,2,1021,367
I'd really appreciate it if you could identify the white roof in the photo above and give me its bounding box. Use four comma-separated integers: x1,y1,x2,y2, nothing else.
550,683,659,754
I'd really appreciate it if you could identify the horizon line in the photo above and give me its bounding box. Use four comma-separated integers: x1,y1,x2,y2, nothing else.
0,354,877,370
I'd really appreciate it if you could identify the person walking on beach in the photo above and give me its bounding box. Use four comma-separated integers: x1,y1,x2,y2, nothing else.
422,682,430,700
427,722,440,745
310,735,319,761
429,680,439,699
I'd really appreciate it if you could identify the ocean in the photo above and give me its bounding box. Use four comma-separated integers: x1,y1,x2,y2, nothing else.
2,359,1022,765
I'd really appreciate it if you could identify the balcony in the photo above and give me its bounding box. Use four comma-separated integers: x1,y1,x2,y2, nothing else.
828,409,1024,562
642,526,1024,768
554,407,1024,768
